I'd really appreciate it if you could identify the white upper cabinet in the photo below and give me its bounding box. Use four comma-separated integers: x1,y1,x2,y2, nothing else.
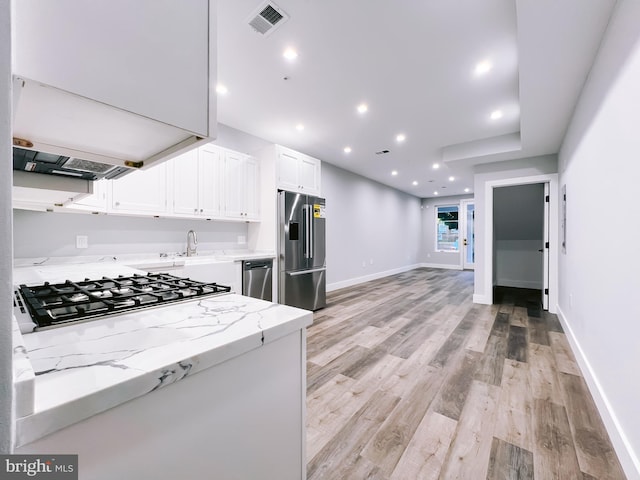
110,164,167,215
223,149,260,221
198,146,224,217
12,0,216,170
66,179,109,213
277,146,321,195
171,146,222,218
171,150,200,216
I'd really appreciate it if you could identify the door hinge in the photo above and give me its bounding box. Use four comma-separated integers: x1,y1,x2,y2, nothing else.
544,288,549,295
545,241,549,248
545,195,550,202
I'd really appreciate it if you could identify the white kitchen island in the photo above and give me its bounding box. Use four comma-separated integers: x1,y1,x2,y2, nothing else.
12,263,312,480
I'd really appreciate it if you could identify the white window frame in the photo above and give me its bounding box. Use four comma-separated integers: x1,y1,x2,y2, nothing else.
435,204,460,253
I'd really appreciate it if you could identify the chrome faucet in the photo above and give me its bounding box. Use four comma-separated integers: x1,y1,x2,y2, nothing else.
186,229,198,257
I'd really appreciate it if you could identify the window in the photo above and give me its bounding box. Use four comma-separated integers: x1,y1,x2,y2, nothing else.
436,205,459,252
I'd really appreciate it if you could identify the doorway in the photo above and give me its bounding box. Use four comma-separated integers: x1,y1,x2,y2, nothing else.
492,183,548,309
478,173,558,313
461,200,475,270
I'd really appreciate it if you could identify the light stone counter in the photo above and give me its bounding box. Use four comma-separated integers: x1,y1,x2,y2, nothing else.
12,262,311,449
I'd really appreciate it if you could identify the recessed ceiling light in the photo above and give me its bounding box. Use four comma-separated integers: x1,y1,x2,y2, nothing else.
432,163,440,170
490,110,503,120
357,103,368,114
396,133,406,143
434,191,439,195
412,181,418,186
391,170,398,176
283,47,298,61
449,176,455,182
216,84,228,95
464,188,470,193
295,123,304,131
474,60,493,76
343,146,352,153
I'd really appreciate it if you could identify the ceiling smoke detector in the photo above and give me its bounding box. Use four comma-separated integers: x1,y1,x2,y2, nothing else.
247,2,289,36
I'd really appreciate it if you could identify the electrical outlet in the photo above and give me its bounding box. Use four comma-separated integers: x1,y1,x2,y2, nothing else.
237,235,246,245
362,260,366,268
76,235,89,249
369,258,374,265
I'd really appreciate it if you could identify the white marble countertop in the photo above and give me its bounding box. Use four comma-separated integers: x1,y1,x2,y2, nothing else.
12,262,311,448
13,250,276,269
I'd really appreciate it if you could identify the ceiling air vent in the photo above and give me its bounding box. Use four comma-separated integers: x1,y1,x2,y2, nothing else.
375,150,390,155
247,2,289,36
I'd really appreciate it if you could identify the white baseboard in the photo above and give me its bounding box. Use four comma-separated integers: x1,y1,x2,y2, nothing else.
472,293,492,305
326,264,422,292
556,306,640,480
419,262,463,270
495,278,542,289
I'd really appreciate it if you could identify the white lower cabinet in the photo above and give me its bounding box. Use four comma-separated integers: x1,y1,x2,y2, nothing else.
110,163,168,215
16,330,306,480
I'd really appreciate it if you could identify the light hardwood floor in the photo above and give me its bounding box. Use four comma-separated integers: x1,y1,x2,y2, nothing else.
306,268,626,480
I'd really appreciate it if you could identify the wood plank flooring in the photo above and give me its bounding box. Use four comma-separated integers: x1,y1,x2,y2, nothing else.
306,269,626,480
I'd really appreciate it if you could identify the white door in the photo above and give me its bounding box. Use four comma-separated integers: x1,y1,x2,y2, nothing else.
461,200,475,269
542,182,550,310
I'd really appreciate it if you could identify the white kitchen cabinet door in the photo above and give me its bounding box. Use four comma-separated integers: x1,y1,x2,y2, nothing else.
276,146,322,195
221,150,259,221
67,179,109,213
224,151,246,219
298,154,322,195
172,146,222,218
110,164,167,215
277,150,300,192
12,1,216,171
13,0,211,136
171,149,200,216
199,146,222,217
244,157,260,220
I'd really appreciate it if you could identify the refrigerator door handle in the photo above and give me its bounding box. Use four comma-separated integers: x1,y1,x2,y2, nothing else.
287,267,326,276
309,204,314,259
303,204,312,259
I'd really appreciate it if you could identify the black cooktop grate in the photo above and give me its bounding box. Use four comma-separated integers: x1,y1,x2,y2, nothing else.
18,273,231,330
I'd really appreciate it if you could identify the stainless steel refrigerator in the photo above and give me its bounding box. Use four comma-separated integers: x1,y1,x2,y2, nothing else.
278,190,326,310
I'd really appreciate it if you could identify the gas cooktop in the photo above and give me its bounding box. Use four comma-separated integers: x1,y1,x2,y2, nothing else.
14,273,231,332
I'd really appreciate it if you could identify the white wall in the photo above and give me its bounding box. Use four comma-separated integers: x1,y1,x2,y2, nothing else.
13,210,248,259
321,162,421,290
558,0,640,476
494,184,544,289
419,194,473,268
473,155,558,303
1,0,12,453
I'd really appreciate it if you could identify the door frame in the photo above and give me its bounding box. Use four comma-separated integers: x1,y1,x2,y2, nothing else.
480,173,558,313
461,199,475,270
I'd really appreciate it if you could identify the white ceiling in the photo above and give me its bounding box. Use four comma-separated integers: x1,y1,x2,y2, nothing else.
217,0,616,198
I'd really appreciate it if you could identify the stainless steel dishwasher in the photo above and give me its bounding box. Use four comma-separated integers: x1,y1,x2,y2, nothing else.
242,259,273,301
